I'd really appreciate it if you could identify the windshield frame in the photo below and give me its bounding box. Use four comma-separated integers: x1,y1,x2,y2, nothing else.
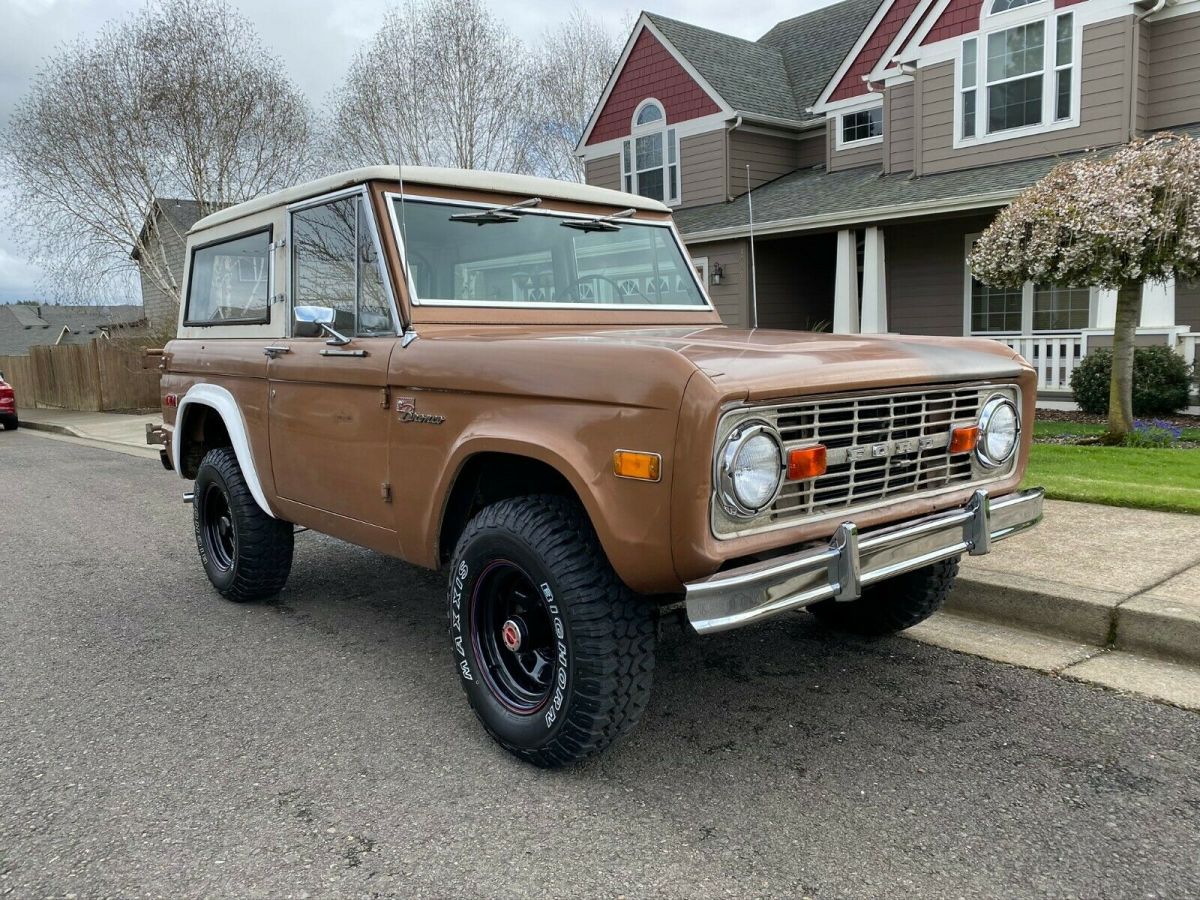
383,193,714,313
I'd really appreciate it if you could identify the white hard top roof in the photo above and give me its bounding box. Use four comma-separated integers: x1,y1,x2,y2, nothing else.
190,166,670,233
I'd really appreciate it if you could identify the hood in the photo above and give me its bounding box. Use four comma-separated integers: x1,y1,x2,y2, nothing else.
536,326,1030,401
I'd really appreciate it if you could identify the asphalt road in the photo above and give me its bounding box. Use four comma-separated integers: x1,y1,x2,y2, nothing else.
2,430,1198,900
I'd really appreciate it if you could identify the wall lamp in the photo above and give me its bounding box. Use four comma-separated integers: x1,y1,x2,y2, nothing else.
711,262,725,286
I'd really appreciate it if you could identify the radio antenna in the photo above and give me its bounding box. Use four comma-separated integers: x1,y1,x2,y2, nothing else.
746,165,758,329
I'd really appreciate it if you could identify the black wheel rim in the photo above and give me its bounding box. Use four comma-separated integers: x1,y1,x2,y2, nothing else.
469,560,558,714
202,483,237,571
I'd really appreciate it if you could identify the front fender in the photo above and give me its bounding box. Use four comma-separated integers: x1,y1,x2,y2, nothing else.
396,397,687,595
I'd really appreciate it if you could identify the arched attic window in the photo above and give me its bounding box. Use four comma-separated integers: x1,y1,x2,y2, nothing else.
989,0,1039,13
621,99,680,206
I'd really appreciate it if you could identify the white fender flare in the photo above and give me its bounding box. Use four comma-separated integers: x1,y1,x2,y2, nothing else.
174,383,276,518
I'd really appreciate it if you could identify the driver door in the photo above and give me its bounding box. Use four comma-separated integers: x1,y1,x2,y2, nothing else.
267,191,399,533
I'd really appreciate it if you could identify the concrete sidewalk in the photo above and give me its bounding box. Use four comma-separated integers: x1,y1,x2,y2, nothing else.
16,407,161,459
913,499,1200,709
13,408,1200,707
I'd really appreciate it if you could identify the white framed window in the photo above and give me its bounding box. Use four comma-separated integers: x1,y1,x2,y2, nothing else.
964,234,1095,334
837,106,884,148
621,99,680,206
955,8,1078,147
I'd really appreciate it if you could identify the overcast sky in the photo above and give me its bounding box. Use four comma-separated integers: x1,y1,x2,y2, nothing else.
0,0,827,304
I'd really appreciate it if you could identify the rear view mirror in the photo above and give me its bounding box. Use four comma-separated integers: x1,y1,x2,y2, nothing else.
293,305,335,338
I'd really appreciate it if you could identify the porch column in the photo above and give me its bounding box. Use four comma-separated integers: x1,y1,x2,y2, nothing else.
860,226,888,333
833,229,860,334
1140,277,1176,327
1095,288,1117,329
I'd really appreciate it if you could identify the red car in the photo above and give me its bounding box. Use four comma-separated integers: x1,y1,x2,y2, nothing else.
0,372,17,430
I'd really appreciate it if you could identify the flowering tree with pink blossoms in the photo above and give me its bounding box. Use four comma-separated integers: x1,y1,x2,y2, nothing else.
969,133,1200,439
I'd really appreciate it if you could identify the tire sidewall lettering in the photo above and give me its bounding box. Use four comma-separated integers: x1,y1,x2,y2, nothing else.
451,537,573,745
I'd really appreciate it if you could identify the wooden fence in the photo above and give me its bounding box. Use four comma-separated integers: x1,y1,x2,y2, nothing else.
0,341,159,411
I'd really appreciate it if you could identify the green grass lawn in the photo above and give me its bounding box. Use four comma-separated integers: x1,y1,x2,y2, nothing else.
1024,441,1200,514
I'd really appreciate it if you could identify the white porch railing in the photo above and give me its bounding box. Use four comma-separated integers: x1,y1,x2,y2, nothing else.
992,329,1197,400
994,334,1084,392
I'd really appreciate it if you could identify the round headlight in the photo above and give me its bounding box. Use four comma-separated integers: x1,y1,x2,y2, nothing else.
718,423,783,516
977,396,1019,467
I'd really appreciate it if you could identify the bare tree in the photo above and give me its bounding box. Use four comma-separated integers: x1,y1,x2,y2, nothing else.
527,6,625,181
324,0,534,173
2,0,316,306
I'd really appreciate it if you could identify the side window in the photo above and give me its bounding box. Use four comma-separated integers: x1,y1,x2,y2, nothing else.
185,229,271,324
292,194,395,337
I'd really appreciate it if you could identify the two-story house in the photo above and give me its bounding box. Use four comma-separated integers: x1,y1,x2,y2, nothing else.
577,0,1200,404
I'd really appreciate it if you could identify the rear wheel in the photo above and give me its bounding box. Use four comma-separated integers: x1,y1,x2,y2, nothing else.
1,415,16,431
448,495,656,767
193,447,293,602
809,558,959,635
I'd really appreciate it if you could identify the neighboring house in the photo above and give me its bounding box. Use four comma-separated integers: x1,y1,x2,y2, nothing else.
0,304,146,357
131,198,208,330
577,0,1200,403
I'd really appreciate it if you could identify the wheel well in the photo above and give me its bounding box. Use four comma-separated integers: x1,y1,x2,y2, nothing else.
178,405,232,478
438,453,578,564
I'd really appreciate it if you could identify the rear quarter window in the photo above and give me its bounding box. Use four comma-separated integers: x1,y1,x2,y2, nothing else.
184,228,272,325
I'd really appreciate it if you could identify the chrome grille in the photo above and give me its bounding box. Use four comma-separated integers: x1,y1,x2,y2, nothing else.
713,383,1019,538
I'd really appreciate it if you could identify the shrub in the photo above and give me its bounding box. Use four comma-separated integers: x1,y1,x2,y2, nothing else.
1071,346,1192,416
1124,419,1182,448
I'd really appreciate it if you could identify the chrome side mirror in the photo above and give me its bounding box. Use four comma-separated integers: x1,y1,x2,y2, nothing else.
293,305,351,345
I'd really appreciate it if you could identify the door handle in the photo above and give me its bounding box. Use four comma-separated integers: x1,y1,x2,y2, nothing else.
263,345,291,358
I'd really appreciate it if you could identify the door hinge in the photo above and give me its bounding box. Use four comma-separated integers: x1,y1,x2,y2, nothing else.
380,387,390,409
381,481,392,503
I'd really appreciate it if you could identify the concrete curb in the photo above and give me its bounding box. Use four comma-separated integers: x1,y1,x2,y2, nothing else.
947,573,1200,667
17,418,159,459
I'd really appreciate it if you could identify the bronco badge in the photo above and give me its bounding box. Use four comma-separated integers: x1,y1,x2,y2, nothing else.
396,397,446,425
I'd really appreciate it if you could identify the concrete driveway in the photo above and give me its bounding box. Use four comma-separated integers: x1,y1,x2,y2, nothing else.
1,430,1198,899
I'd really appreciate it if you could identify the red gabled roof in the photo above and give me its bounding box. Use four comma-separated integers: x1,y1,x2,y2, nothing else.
586,29,722,145
829,0,924,101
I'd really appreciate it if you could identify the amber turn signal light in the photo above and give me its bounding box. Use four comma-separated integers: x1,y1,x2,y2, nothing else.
613,450,662,482
949,425,981,454
787,445,827,481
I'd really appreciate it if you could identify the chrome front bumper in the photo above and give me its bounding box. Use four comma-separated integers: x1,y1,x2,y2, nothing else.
685,487,1044,635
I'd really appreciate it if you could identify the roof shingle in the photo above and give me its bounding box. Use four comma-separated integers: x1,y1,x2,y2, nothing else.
643,0,884,125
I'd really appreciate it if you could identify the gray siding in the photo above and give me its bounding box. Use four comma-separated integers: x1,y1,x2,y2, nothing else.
885,214,997,336
1135,18,1150,134
919,17,1133,175
136,218,188,330
688,238,749,327
1177,280,1200,331
728,129,818,194
886,82,915,174
680,131,727,207
1146,12,1200,130
827,118,884,172
584,154,621,192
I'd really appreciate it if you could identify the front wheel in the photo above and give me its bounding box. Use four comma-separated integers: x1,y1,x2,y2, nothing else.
193,447,294,602
448,495,656,767
808,557,959,635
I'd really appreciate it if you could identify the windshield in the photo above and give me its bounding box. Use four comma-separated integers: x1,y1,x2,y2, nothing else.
390,198,709,309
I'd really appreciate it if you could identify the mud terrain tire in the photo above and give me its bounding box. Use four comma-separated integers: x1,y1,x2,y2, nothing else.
809,558,959,635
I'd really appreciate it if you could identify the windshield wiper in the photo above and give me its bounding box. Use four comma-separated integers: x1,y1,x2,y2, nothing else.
560,207,637,233
449,197,541,225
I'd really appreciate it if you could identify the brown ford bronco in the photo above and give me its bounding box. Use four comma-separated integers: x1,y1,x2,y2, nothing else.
150,167,1043,767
